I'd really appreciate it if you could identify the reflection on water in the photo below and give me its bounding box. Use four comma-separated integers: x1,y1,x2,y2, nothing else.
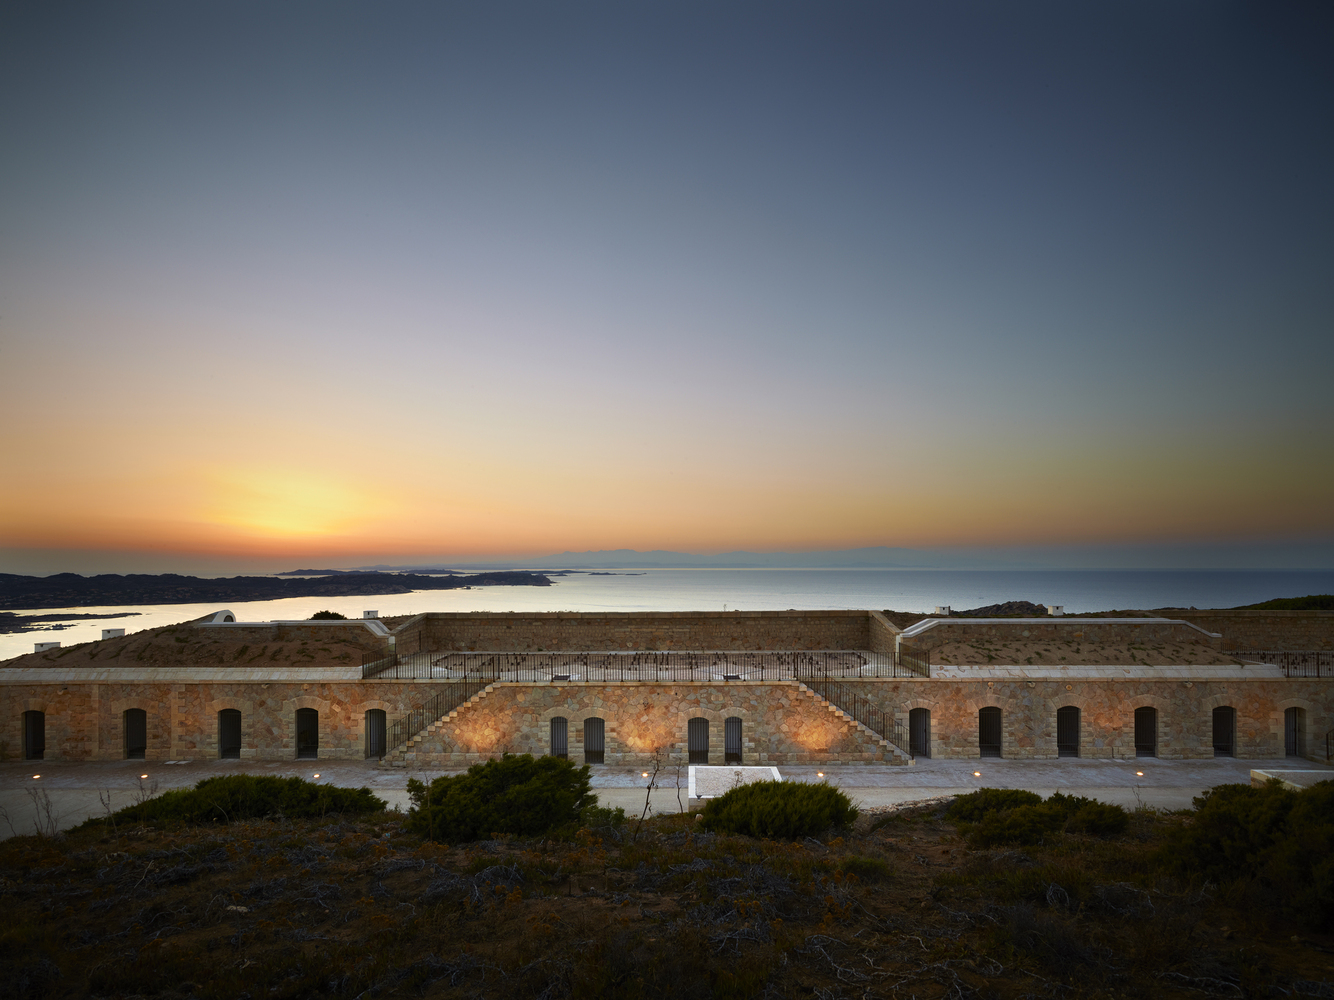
4,567,1332,662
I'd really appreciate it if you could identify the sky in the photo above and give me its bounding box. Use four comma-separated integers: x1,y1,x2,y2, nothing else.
1,1,1331,575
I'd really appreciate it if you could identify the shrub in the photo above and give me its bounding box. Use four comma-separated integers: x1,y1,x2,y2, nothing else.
81,774,385,827
581,804,628,829
947,789,1128,848
699,781,857,839
1162,779,1334,928
840,855,892,882
945,788,1042,824
405,753,597,843
309,610,348,620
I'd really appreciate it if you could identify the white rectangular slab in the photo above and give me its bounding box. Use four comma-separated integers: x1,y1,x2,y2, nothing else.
688,765,783,800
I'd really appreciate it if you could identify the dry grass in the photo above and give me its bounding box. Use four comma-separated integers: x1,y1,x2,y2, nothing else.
1,805,1330,999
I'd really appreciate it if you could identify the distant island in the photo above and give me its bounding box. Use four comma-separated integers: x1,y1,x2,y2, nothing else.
0,571,552,612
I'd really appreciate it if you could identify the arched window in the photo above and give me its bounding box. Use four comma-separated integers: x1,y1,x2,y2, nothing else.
1285,707,1307,758
583,717,604,764
1134,707,1157,757
219,709,242,759
124,708,147,760
296,708,319,759
1212,706,1235,758
978,707,1002,758
1056,706,1080,757
365,709,386,759
909,708,931,758
23,710,45,761
725,717,742,763
688,717,710,764
550,716,568,759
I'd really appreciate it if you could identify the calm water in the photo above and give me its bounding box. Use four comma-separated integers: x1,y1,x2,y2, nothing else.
5,567,1332,661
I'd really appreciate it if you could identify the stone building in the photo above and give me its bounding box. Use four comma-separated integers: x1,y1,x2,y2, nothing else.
2,609,1330,766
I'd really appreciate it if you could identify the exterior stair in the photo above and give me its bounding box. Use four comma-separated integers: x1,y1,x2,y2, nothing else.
794,680,913,765
380,682,498,767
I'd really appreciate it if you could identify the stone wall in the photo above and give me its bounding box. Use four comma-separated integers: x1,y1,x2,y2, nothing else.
851,677,1330,760
1173,611,1334,651
3,673,1329,764
900,619,1222,654
394,611,877,653
398,681,891,767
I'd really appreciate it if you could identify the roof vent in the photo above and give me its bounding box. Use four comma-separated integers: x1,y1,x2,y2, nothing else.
363,610,379,618
934,606,951,616
1047,605,1064,616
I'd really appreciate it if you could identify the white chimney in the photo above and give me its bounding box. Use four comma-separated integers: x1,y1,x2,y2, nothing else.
35,641,61,652
1047,605,1064,616
101,628,125,640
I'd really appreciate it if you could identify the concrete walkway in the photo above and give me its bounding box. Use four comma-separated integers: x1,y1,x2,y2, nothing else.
3,756,1330,839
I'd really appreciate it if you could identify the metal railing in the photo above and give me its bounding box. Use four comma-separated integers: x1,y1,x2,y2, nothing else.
1232,651,1334,678
362,647,930,682
801,678,911,757
383,676,491,757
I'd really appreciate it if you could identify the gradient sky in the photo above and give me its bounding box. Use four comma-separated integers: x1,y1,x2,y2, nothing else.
2,1,1331,573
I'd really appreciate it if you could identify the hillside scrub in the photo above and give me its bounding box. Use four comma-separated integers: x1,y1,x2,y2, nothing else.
946,788,1130,847
78,774,386,828
699,780,858,839
405,753,597,842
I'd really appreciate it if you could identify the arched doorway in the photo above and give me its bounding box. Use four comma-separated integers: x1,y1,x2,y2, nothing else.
550,716,568,759
364,709,386,759
725,717,742,763
124,708,147,760
296,708,319,759
219,709,242,759
1056,706,1080,757
1134,707,1157,757
688,718,710,764
978,707,1002,757
909,708,931,758
1212,706,1236,757
23,710,44,761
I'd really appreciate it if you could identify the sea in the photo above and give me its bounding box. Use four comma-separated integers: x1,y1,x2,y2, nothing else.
4,567,1333,662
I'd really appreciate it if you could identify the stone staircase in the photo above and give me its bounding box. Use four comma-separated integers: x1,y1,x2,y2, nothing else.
794,680,913,765
381,682,498,767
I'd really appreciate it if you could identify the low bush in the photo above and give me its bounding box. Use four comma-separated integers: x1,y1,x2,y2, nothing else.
1163,779,1334,928
581,804,628,829
947,788,1128,848
840,855,892,881
309,610,349,620
699,780,858,839
82,774,385,827
405,753,597,843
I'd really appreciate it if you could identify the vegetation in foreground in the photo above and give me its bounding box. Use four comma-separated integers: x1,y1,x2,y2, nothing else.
2,778,1332,999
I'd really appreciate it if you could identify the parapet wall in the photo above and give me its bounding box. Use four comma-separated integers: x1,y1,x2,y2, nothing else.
898,618,1222,653
392,610,883,653
1173,611,1334,651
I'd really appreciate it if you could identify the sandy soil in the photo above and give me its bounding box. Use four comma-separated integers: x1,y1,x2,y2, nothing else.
0,620,383,670
929,636,1242,666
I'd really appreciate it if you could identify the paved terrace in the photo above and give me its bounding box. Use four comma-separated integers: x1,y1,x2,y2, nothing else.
4,756,1329,839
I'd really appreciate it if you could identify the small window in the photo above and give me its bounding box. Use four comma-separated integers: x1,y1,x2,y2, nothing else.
978,707,1002,758
583,717,604,764
296,708,319,759
688,717,710,764
1212,706,1235,758
1134,706,1157,757
23,710,45,761
724,717,742,764
1056,706,1080,757
365,709,386,759
124,708,147,760
550,716,568,759
219,709,242,759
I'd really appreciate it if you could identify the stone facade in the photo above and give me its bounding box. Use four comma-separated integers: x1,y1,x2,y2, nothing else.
396,681,893,767
1173,611,1334,651
385,610,889,653
900,619,1222,654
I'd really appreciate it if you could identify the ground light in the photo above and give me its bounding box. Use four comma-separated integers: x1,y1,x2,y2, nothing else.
313,773,320,779
32,774,39,779
974,771,981,777
140,774,147,779
817,772,825,778
1136,771,1144,776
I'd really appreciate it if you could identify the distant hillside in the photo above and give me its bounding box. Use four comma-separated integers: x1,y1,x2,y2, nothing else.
1232,594,1334,611
0,571,551,612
